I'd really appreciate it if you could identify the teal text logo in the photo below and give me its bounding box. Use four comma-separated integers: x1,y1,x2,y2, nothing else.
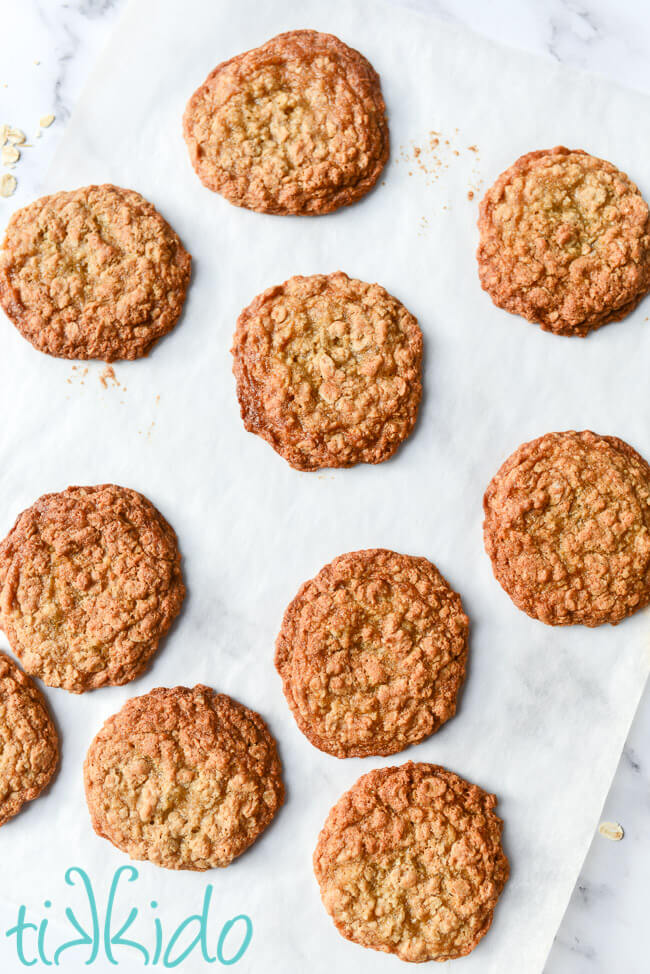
6,866,252,967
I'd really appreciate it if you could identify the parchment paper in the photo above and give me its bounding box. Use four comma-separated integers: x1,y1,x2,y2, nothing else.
0,1,649,971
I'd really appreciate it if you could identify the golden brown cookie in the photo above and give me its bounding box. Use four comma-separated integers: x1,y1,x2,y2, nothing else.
183,30,389,215
0,485,185,692
483,431,650,626
84,685,284,870
0,185,191,360
276,549,468,758
314,762,509,962
0,651,59,826
477,147,650,336
232,272,422,470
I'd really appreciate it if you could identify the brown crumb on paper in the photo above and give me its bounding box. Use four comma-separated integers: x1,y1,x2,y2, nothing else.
67,365,90,388
138,421,156,441
399,130,483,216
99,365,120,389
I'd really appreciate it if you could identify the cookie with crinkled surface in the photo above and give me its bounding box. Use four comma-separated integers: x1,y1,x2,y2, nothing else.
483,431,650,626
84,685,284,870
183,30,389,215
314,762,509,962
232,272,422,470
276,550,468,757
0,185,191,360
477,147,650,336
0,651,59,826
0,485,185,692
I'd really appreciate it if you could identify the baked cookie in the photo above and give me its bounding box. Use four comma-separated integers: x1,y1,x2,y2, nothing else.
232,272,422,470
183,30,389,215
477,147,650,336
0,485,185,692
0,651,58,826
483,431,650,626
276,549,468,757
0,185,191,360
84,685,284,870
314,762,509,962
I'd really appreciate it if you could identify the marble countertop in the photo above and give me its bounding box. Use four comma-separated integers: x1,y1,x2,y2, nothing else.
2,2,649,971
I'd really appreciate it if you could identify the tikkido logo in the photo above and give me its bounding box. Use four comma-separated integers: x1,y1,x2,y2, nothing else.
5,866,252,968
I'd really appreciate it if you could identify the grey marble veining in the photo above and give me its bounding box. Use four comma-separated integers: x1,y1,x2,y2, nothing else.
1,2,649,972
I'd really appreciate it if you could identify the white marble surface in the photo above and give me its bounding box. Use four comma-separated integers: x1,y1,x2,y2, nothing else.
1,2,648,972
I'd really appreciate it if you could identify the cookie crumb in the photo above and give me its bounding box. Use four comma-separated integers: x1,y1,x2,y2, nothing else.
467,190,474,200
39,114,55,129
0,173,17,197
99,365,119,389
598,821,624,841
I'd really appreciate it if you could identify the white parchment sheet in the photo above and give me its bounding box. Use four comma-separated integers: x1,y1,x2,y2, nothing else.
0,0,649,971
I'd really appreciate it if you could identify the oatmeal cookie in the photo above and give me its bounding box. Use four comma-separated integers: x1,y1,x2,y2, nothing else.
314,762,509,962
0,651,59,826
0,185,191,360
183,30,389,215
483,431,650,626
0,485,185,692
84,685,284,870
232,272,422,470
276,549,468,757
477,147,650,336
